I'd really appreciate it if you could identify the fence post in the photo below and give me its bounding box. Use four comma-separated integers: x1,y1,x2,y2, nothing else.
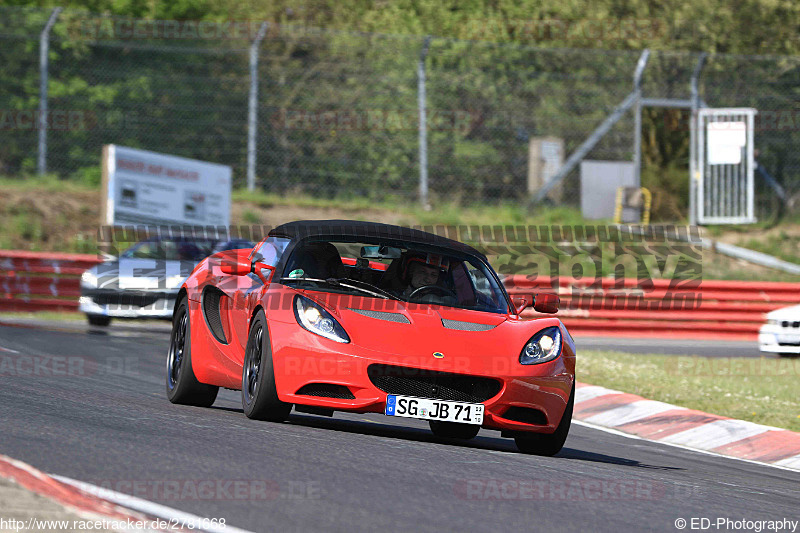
688,53,707,226
632,49,650,188
417,36,431,208
37,7,62,176
247,22,269,192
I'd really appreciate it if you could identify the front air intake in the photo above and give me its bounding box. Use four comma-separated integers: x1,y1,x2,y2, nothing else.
501,406,548,425
296,383,355,399
367,364,502,403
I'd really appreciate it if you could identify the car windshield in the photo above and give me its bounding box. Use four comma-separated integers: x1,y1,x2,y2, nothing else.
280,239,509,314
121,239,217,261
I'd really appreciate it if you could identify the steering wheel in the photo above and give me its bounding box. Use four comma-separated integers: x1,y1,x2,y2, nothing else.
408,285,458,302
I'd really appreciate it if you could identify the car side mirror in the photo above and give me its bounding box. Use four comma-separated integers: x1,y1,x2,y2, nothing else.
511,296,531,315
533,293,559,314
220,257,253,276
252,261,275,284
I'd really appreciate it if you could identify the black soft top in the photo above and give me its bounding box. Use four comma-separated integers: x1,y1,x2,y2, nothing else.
269,220,485,259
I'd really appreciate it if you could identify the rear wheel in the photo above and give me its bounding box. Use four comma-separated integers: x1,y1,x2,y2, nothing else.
242,310,291,422
86,314,111,327
165,297,218,406
429,421,480,440
515,385,574,456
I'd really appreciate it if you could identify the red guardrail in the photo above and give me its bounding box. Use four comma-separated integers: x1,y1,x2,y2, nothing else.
0,250,100,312
0,251,797,339
506,275,800,340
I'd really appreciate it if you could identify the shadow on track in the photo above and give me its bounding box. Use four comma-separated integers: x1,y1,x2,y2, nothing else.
558,448,683,470
210,410,682,470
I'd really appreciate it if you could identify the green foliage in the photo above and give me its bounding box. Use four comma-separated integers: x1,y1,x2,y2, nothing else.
1,1,799,213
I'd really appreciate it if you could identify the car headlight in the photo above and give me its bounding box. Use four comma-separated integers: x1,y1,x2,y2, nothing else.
520,326,562,365
294,295,350,343
165,274,186,289
80,271,97,288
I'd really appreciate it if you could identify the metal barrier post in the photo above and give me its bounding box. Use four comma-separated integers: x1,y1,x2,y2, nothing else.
37,7,62,176
632,49,650,187
247,22,269,191
418,36,431,208
689,53,707,226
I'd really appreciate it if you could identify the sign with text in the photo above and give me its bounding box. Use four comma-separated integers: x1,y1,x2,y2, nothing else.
101,145,231,226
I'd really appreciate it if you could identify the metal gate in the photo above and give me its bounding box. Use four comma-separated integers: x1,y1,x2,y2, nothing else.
695,108,757,224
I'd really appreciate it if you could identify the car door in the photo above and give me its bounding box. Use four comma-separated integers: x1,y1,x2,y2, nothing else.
214,237,290,363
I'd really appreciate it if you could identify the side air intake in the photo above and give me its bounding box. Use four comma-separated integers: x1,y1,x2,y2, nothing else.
202,286,228,344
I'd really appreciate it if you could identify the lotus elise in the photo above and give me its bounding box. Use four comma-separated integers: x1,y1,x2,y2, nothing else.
166,220,575,455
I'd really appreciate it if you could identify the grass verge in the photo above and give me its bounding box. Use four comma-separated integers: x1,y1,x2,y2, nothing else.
580,350,800,432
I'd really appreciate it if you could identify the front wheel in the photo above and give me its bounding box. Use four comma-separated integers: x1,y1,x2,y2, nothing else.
429,421,480,440
165,297,218,407
241,310,291,421
86,314,111,327
515,385,574,456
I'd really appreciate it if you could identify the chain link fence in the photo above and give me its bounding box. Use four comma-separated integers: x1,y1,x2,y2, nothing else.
1,6,798,217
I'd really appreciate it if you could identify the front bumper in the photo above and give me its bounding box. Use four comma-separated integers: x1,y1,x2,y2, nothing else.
79,288,178,319
759,325,800,354
268,320,574,435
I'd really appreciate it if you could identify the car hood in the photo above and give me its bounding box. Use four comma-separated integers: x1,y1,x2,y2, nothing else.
766,304,800,321
302,292,517,364
84,258,199,291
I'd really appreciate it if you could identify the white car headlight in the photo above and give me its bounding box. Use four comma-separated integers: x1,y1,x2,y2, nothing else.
294,295,350,343
520,326,562,365
165,274,186,289
80,270,98,288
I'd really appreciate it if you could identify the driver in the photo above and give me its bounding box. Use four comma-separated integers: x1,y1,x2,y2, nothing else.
400,254,450,300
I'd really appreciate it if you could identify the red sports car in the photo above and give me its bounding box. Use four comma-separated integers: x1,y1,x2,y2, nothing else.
166,220,575,455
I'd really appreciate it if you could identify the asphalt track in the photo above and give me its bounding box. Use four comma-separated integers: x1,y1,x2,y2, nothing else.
0,320,798,533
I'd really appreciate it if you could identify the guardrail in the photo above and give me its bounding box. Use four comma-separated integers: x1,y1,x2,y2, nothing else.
1,251,797,339
0,250,100,312
506,275,800,340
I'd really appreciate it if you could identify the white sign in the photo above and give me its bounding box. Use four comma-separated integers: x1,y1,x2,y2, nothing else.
102,145,232,226
707,121,746,165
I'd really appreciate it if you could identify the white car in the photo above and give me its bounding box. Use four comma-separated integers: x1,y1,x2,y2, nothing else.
759,304,800,356
79,237,254,326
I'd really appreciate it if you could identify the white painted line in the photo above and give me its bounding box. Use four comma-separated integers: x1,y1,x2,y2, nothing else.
582,400,683,427
53,476,254,533
572,420,800,473
658,419,772,450
774,454,800,470
574,385,621,404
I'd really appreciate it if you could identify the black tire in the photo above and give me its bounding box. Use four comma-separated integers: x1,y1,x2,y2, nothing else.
166,297,219,407
86,314,111,327
429,420,480,440
242,310,291,421
515,385,574,456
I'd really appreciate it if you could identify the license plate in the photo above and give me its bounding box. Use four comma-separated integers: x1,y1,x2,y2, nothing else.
385,395,484,425
777,334,800,345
